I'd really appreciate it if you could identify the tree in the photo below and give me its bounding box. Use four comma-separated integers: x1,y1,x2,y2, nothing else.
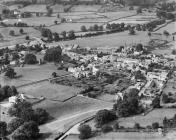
25,35,30,40
152,122,159,129
24,53,37,64
12,121,39,140
136,43,143,52
61,18,66,23
81,25,87,32
172,50,176,55
78,125,92,139
57,13,60,18
0,33,4,41
137,7,142,14
44,46,62,62
33,108,49,125
12,53,20,61
101,125,113,133
61,31,67,39
53,32,60,41
129,28,135,35
7,118,24,134
19,28,24,34
54,20,58,25
47,8,53,17
152,96,161,108
9,30,15,36
52,72,57,78
5,67,16,79
113,122,119,131
93,24,99,31
95,110,116,127
68,30,75,39
134,123,140,129
0,121,7,138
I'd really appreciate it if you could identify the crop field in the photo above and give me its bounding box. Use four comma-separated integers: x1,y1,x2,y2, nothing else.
0,64,69,87
61,31,150,48
0,27,41,48
18,81,82,102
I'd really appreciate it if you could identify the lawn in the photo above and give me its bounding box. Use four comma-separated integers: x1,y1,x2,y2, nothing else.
0,26,41,48
61,31,150,48
0,63,69,87
18,81,82,102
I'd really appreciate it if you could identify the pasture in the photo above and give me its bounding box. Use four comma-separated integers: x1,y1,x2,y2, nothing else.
0,63,69,87
0,26,41,48
155,21,176,34
61,31,150,48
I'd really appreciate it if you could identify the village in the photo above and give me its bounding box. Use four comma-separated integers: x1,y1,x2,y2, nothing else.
0,0,176,140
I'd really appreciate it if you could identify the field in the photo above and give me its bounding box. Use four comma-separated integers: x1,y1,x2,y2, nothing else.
61,31,150,48
70,5,102,12
155,21,176,34
0,63,69,87
18,81,82,102
49,22,103,33
65,132,166,140
0,26,41,48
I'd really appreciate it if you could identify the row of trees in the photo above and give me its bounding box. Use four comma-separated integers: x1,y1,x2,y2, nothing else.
81,24,103,32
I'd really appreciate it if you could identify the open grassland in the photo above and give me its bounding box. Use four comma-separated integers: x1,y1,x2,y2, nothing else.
19,4,47,13
61,31,150,48
0,63,69,87
18,81,82,102
65,132,166,140
0,27,41,47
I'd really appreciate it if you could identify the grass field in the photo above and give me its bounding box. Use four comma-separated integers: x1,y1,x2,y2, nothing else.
0,63,69,87
61,31,150,48
18,81,82,102
70,5,102,12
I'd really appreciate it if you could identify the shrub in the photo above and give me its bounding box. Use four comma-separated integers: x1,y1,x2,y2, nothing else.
25,35,30,40
24,53,37,64
33,108,49,125
134,123,140,129
19,29,24,34
5,67,16,79
113,122,119,131
78,125,92,139
101,125,113,133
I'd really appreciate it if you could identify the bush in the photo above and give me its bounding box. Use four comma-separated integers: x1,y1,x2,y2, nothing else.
25,35,30,40
78,125,92,139
33,108,49,125
81,25,87,32
101,125,113,133
24,53,37,64
7,118,24,134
